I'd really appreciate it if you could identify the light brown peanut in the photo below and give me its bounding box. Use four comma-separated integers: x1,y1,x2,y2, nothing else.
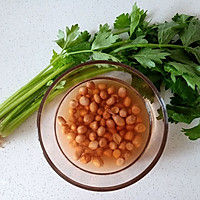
113,149,121,159
112,115,125,126
98,83,107,90
86,81,95,89
113,134,122,145
58,116,67,125
107,86,116,94
79,86,88,96
79,96,90,106
80,153,91,164
123,96,131,107
118,87,127,98
92,156,104,167
126,115,136,125
89,101,98,113
124,131,134,140
116,158,125,166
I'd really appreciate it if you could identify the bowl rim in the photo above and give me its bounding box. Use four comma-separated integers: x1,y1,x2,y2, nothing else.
37,60,168,192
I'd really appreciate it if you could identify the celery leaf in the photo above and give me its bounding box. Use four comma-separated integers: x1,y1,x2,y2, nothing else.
182,122,200,140
132,48,170,68
91,24,118,50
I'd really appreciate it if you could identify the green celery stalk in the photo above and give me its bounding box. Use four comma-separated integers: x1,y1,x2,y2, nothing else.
0,65,116,137
0,62,74,119
0,54,62,111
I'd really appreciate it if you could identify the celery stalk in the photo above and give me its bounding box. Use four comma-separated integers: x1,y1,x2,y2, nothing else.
0,65,116,137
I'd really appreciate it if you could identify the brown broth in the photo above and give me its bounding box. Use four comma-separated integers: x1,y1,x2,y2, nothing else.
55,77,150,174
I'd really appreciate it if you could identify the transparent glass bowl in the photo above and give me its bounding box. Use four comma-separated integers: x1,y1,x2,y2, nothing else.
37,60,168,191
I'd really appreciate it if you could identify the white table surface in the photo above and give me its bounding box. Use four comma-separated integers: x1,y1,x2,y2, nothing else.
0,0,200,199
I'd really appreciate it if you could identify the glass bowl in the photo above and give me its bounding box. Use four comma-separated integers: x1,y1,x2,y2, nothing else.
37,60,168,191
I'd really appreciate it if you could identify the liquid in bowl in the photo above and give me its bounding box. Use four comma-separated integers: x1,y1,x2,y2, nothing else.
55,77,151,174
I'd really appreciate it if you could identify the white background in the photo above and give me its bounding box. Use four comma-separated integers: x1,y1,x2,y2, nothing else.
0,0,200,199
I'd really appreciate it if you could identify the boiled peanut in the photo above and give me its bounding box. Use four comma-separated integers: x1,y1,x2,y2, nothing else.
106,96,116,106
79,109,88,116
126,115,136,125
123,150,131,160
100,90,108,100
89,101,98,113
103,110,111,120
126,124,135,131
94,94,101,104
132,105,141,115
98,83,107,90
92,156,104,167
103,148,113,157
116,158,125,166
79,96,90,106
82,138,90,147
89,121,98,130
114,103,124,108
106,119,115,129
132,135,142,148
75,135,86,144
118,141,126,150
58,116,67,125
124,131,134,140
84,147,95,155
109,141,117,150
95,115,102,121
80,153,91,164
116,126,125,131
71,123,77,131
108,128,117,135
69,108,76,116
126,142,134,151
99,137,107,148
77,125,87,134
100,100,106,107
79,86,88,96
119,108,127,118
110,106,119,114
83,113,94,124
97,126,106,136
69,140,78,148
119,130,126,137
66,131,76,142
113,149,121,159
113,134,122,145
123,96,131,107
97,107,104,115
134,123,146,133
103,132,113,142
89,132,97,141
95,147,103,156
74,146,84,160
69,99,78,108
112,115,125,126
86,81,95,89
107,86,116,94
88,140,99,150
118,87,127,98
61,124,70,134
100,118,106,126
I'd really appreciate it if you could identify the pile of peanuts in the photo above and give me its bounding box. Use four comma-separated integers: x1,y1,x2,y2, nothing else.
58,80,146,167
